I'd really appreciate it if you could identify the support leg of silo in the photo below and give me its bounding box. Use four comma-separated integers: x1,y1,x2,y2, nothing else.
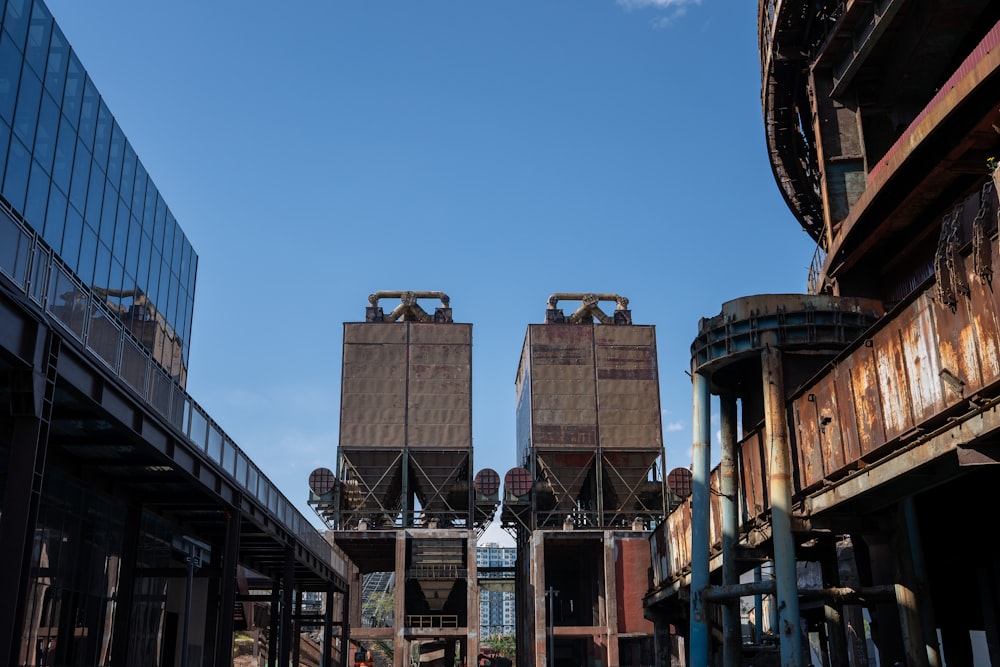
395,531,408,667
689,371,712,666
720,393,741,667
760,344,802,666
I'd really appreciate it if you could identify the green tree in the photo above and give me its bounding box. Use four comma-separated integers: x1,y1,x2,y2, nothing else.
482,634,515,663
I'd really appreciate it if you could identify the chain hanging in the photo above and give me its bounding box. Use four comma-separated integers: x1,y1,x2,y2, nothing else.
973,179,994,284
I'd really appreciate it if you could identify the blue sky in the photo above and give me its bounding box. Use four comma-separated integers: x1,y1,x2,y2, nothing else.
46,0,816,537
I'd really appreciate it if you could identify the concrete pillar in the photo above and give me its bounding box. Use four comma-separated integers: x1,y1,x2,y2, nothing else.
689,371,713,666
760,344,802,665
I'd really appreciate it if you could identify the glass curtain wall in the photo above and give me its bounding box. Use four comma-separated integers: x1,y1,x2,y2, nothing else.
0,0,197,385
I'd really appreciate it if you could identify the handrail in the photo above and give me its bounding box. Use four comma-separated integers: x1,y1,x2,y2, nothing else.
0,204,347,582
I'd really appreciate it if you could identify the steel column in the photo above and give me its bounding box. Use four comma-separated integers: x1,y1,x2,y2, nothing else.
467,535,480,663
0,326,55,667
603,531,620,666
720,393,741,667
760,344,802,665
341,586,351,667
690,370,712,665
280,547,295,667
214,510,241,667
395,531,407,667
110,501,142,667
269,586,280,667
903,497,941,667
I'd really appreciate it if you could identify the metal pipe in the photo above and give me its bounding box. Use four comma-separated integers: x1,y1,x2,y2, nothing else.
704,581,898,604
368,290,450,307
754,566,764,643
546,293,629,310
760,343,803,666
690,371,713,666
720,394,741,667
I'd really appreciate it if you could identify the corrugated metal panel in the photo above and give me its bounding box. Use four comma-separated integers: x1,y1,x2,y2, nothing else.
845,346,884,457
594,325,656,347
344,322,407,344
740,428,768,520
899,297,946,424
409,322,470,344
834,364,862,464
669,502,692,580
340,322,471,450
871,315,914,443
971,266,1000,386
794,393,824,490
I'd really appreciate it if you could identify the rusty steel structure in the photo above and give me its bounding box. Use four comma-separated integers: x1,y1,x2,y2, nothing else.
646,1,1000,666
309,291,499,667
504,294,665,667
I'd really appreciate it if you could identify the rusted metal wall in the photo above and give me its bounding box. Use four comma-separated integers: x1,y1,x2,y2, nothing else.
340,322,472,449
793,279,1000,486
652,234,1000,586
517,324,662,451
615,537,655,633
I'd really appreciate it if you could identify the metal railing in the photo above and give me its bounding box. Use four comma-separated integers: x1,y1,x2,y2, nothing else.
0,204,347,580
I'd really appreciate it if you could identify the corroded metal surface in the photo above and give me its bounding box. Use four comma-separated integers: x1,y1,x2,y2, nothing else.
692,294,884,376
340,322,472,449
519,324,662,450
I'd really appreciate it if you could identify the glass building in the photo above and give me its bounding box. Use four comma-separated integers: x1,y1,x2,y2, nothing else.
0,1,348,666
477,544,516,638
1,0,196,386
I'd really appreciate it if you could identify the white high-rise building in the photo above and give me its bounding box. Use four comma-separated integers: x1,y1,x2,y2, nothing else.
477,543,516,638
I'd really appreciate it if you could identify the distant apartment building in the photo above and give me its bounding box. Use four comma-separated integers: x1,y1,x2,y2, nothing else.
477,543,515,637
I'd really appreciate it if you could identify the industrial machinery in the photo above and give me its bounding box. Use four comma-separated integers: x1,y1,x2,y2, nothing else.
508,293,665,667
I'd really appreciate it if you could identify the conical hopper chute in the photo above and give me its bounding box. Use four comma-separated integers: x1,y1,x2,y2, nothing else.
600,450,664,526
409,449,470,526
338,449,403,528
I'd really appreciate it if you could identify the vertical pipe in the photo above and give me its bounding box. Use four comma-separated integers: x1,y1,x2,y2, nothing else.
720,393,741,667
903,497,941,667
690,371,713,666
754,566,764,643
760,344,802,666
